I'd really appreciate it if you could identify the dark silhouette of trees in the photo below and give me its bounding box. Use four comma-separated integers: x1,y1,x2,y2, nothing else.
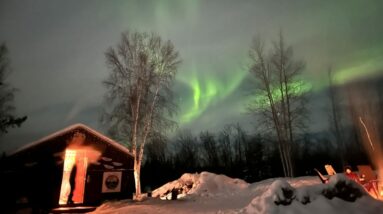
327,67,346,167
172,130,200,171
0,43,27,134
199,131,219,169
218,125,234,173
140,122,370,191
141,136,174,191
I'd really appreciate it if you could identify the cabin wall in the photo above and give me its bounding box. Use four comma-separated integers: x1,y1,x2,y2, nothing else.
1,161,63,210
4,127,135,210
4,156,134,209
85,169,134,205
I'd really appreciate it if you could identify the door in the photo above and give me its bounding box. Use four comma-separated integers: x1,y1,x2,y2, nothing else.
58,149,88,205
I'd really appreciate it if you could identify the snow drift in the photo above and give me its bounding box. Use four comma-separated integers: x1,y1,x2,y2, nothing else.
241,174,383,214
93,172,383,214
152,171,249,198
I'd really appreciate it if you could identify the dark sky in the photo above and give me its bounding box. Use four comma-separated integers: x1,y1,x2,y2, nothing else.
1,0,382,153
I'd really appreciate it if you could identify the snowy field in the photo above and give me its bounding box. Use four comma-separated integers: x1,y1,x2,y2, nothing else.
92,172,383,214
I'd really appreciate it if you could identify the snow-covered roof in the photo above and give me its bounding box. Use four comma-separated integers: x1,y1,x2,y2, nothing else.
10,123,133,157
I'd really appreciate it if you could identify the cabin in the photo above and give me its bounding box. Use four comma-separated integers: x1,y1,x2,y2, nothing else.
1,123,135,212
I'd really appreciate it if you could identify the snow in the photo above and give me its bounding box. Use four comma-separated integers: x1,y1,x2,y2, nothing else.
92,172,383,214
241,174,380,214
10,123,133,157
152,172,249,199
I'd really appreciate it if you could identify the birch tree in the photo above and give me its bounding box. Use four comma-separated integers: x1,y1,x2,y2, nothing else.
247,33,307,177
103,31,180,198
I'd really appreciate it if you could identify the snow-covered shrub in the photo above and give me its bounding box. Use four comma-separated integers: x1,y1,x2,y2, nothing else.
322,174,365,202
243,175,370,214
295,187,311,204
271,180,296,205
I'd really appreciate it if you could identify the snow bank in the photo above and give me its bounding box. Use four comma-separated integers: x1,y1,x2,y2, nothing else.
93,172,383,214
152,171,249,198
241,174,383,214
190,172,249,196
151,172,199,198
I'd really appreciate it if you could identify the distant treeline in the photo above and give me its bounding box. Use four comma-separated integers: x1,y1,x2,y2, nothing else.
141,123,369,191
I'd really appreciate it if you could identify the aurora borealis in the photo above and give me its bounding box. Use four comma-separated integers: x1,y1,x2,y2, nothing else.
177,62,247,123
0,0,382,152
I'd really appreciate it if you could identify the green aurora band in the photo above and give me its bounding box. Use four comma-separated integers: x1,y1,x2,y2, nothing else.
177,46,383,125
115,1,383,127
177,63,247,124
332,46,383,85
251,81,312,110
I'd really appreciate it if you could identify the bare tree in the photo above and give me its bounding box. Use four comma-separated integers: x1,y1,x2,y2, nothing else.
247,32,307,177
103,31,181,198
327,67,345,166
234,124,247,164
0,43,27,134
173,129,200,170
146,135,168,163
199,131,219,168
218,125,234,170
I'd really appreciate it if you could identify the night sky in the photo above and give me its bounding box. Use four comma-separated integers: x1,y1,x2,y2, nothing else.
0,0,382,153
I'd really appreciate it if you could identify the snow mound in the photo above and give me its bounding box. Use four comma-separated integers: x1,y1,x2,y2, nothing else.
152,171,249,198
151,172,199,198
190,171,249,196
92,172,383,214
241,174,383,214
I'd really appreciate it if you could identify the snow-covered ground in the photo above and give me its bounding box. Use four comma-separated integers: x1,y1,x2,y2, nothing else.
92,172,383,214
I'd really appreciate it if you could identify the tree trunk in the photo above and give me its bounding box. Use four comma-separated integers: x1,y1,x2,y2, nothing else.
134,158,141,198
132,89,142,199
278,140,288,177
